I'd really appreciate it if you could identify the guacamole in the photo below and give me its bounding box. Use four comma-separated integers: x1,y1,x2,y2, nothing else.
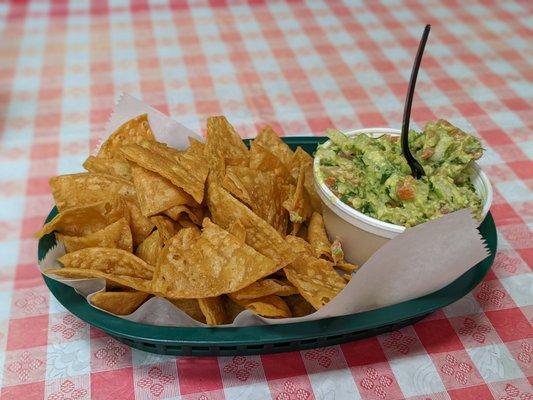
316,120,484,227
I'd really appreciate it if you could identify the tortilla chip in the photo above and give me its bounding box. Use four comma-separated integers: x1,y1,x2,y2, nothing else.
232,295,291,318
50,173,136,211
229,279,297,301
327,239,359,272
207,178,295,269
127,201,156,246
254,125,293,168
282,163,312,232
249,141,290,179
224,297,245,322
285,294,315,317
188,137,205,154
121,140,208,203
289,147,312,180
97,114,155,158
83,155,132,181
135,230,163,266
331,238,345,265
198,297,228,325
285,235,313,256
222,169,252,207
337,262,360,273
176,216,198,229
228,220,246,243
168,298,206,323
59,248,154,279
223,166,288,235
35,198,128,238
206,116,249,181
91,291,150,315
295,222,308,239
150,215,180,243
290,147,321,211
56,217,132,253
44,268,152,292
153,219,281,298
284,255,346,310
308,212,332,259
174,140,210,202
163,205,204,225
131,164,199,217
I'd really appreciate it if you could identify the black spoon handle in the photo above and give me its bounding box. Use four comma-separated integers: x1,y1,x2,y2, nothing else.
401,24,431,179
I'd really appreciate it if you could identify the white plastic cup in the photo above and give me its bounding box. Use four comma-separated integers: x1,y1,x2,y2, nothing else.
313,128,493,265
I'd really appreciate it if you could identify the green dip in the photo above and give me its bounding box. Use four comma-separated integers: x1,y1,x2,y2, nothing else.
316,120,484,227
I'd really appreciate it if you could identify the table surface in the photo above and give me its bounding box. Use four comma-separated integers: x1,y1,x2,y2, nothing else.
0,0,532,399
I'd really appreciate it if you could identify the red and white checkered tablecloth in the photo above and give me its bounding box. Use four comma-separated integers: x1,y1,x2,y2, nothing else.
0,0,531,399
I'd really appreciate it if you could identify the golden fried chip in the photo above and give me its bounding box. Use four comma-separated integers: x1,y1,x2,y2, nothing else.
224,297,245,322
91,291,150,315
121,141,208,203
331,238,345,265
56,217,132,253
150,215,180,243
168,299,206,323
308,212,332,259
135,230,163,265
198,297,228,325
290,147,321,211
44,268,152,292
228,220,246,243
229,279,297,301
151,226,200,292
131,164,199,217
35,198,127,238
296,222,308,239
163,205,204,225
249,141,290,179
282,163,312,233
207,179,295,268
176,216,198,229
289,147,312,179
153,219,281,298
48,171,152,245
59,248,154,279
337,262,360,273
188,137,205,155
285,294,315,317
222,169,252,207
232,295,291,318
206,116,249,180
127,201,156,246
254,125,293,168
223,166,288,235
327,239,359,272
284,255,346,310
285,235,313,256
83,155,132,181
98,114,155,158
50,173,136,211
174,139,210,202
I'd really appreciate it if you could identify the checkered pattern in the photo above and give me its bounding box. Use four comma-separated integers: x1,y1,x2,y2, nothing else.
0,0,531,398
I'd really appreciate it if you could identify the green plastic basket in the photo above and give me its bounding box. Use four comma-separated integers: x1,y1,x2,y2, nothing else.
39,136,497,356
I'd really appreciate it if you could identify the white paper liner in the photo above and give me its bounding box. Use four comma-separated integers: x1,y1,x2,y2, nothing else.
39,94,490,328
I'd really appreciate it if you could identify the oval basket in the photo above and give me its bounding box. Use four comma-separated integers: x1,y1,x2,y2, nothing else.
39,136,497,356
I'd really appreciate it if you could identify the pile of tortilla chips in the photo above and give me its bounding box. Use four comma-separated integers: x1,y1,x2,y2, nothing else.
38,114,358,325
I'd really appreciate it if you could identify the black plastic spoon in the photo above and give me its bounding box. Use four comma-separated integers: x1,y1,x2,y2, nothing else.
401,24,431,179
